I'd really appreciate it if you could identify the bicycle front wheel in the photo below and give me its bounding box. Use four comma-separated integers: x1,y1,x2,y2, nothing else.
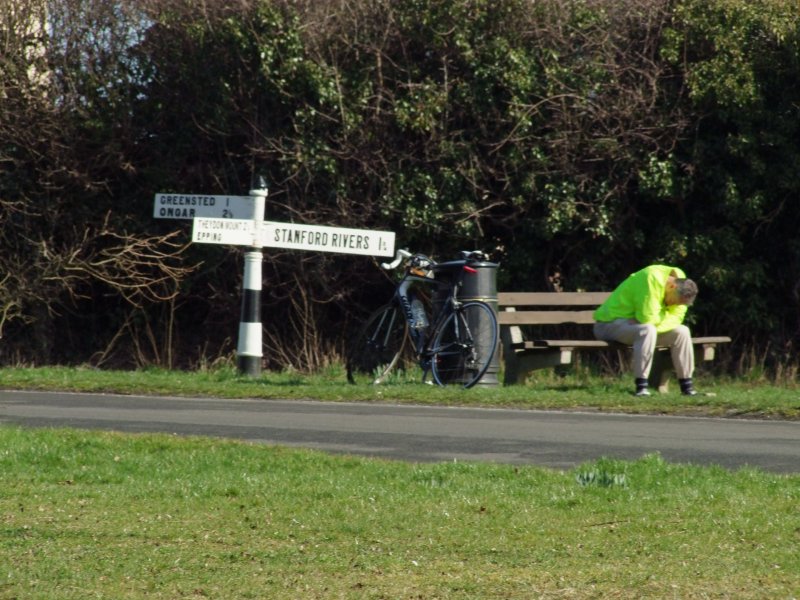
346,303,409,384
430,301,498,388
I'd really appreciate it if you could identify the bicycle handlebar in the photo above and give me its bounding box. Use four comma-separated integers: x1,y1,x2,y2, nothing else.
381,248,412,270
381,248,489,271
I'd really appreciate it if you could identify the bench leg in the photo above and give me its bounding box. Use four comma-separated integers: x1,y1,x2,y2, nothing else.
501,324,576,384
503,350,574,384
500,326,521,385
648,343,722,393
648,348,672,393
502,349,521,385
701,344,716,361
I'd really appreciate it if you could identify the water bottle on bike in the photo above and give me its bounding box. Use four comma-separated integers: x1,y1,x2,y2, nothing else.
409,296,428,352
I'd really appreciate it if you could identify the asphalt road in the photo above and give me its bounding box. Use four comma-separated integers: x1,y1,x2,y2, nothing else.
0,389,798,473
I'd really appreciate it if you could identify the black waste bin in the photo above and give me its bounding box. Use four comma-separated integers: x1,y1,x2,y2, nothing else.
459,260,500,387
433,259,500,387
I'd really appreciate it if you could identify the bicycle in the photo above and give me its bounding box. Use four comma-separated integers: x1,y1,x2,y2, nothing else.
345,248,499,388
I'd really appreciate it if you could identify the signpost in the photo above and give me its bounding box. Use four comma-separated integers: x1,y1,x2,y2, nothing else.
192,219,396,257
191,218,257,246
153,194,254,220
154,186,395,377
262,222,394,257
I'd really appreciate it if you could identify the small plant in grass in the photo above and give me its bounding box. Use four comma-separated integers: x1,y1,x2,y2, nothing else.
576,469,628,487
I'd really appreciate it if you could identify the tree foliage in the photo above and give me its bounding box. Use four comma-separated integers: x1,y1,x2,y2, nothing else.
1,0,799,372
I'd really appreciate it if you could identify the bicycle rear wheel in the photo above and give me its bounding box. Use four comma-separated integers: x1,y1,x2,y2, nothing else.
346,303,409,384
430,301,498,388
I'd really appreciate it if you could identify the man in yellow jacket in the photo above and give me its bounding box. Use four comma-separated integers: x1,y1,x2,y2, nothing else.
593,265,699,397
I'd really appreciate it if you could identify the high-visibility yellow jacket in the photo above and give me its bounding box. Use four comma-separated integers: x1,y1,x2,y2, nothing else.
593,265,688,333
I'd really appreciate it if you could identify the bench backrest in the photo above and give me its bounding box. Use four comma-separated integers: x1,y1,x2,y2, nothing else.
496,292,610,326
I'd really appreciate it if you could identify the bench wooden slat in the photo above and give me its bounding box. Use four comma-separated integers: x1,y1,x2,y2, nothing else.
689,336,732,344
511,337,733,351
510,340,610,350
498,310,597,325
497,291,610,306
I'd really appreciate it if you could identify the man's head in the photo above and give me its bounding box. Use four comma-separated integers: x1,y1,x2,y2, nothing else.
665,278,698,306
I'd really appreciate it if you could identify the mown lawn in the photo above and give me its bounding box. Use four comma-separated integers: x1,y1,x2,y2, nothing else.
1,426,798,599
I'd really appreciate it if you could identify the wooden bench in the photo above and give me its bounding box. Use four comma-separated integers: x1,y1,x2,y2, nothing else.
497,291,731,391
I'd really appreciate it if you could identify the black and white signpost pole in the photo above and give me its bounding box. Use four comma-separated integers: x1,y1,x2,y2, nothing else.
237,178,267,377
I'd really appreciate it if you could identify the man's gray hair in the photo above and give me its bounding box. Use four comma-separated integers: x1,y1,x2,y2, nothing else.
676,278,698,305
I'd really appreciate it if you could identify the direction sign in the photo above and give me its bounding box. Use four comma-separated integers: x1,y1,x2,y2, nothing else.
192,218,257,246
191,217,395,257
262,221,395,257
154,193,255,220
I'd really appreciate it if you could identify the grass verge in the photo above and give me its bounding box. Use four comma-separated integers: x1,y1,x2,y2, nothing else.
1,426,798,599
0,365,798,420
